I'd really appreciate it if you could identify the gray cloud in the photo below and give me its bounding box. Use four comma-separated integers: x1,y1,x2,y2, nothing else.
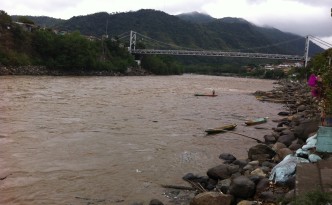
289,0,332,7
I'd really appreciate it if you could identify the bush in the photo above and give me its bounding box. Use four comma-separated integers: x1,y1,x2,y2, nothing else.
291,190,332,205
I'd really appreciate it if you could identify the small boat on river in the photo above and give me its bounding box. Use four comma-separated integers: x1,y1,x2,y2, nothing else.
245,117,268,126
205,124,237,134
194,93,218,97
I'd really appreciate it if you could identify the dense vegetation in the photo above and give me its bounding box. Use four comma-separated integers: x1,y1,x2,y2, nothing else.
0,10,137,74
0,9,325,77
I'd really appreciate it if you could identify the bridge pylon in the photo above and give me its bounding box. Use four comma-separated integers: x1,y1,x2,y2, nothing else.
304,36,310,67
129,30,136,53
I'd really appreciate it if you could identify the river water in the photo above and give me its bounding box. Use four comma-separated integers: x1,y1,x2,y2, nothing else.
0,75,283,205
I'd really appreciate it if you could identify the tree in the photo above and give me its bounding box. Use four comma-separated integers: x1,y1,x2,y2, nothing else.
0,10,12,28
17,16,35,24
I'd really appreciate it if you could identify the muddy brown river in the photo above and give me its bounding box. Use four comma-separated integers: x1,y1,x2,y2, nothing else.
0,75,283,204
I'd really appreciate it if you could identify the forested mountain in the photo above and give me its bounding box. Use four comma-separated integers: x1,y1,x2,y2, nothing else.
176,11,215,24
3,9,325,76
46,9,322,56
11,15,64,27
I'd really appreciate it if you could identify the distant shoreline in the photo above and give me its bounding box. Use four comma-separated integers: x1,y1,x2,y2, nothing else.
0,66,151,76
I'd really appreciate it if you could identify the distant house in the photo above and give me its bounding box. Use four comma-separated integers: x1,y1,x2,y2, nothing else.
14,22,39,32
83,35,100,41
53,29,68,35
264,65,274,70
294,62,303,67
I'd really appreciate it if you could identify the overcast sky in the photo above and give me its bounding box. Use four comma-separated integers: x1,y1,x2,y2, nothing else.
1,0,332,48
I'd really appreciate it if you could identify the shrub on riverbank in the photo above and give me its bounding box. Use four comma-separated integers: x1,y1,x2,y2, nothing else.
291,189,332,205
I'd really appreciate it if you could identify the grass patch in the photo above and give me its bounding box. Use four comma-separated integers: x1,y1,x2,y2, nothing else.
292,189,332,205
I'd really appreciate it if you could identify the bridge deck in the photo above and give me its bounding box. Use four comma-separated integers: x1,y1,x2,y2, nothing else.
130,49,304,61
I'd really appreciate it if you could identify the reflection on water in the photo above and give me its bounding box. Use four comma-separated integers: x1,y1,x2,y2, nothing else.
0,75,283,204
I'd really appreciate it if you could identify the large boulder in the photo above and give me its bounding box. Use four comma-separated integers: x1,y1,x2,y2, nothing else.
272,142,287,151
219,153,237,164
264,134,277,144
277,133,296,147
149,199,164,205
256,177,270,193
207,164,240,180
190,192,233,205
248,144,276,161
229,176,256,199
293,119,319,140
274,148,293,162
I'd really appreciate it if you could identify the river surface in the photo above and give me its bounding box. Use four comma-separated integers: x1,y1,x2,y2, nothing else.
0,75,283,205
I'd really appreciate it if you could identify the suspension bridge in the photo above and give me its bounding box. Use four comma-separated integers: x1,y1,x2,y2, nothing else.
117,31,332,67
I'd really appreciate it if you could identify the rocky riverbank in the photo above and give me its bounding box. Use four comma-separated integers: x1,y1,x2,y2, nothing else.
142,79,331,205
0,66,151,76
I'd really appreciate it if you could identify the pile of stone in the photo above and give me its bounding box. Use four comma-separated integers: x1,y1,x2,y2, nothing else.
147,79,329,205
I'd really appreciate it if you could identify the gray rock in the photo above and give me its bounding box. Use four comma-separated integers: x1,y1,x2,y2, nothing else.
295,148,309,158
219,153,237,163
275,148,293,162
297,105,306,112
293,119,320,140
306,138,317,145
248,144,276,161
280,129,293,136
261,161,276,168
229,176,256,199
306,134,317,143
243,164,253,171
207,164,240,180
190,192,233,205
149,199,164,205
302,143,316,150
232,159,248,169
260,166,271,173
250,168,266,177
288,142,302,151
259,191,279,202
248,175,262,184
237,200,260,205
216,178,232,194
277,133,296,147
309,154,322,162
264,134,276,144
272,142,287,151
248,160,259,166
256,178,270,193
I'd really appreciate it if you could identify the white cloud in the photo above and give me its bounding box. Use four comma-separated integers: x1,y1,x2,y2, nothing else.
0,0,331,46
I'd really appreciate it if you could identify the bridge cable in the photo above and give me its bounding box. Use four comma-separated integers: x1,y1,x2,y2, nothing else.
309,35,332,48
134,31,305,53
225,37,304,52
135,32,195,50
115,31,130,40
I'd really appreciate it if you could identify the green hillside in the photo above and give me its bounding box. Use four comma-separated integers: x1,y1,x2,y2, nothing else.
51,9,321,55
3,9,325,76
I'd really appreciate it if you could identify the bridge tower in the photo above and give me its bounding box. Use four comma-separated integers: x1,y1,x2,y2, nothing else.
129,30,136,53
304,36,310,67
